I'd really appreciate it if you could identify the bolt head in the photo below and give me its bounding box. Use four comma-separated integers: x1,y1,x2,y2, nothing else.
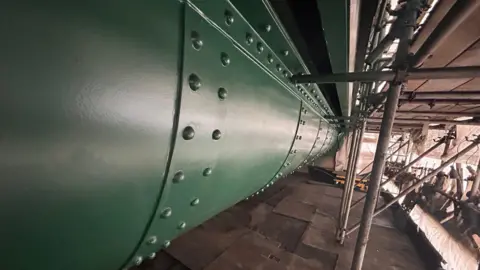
191,198,200,206
147,236,157,245
203,167,213,176
182,126,195,140
220,52,230,66
246,33,254,45
212,129,222,140
224,10,234,25
173,171,185,183
191,31,203,50
264,24,272,32
188,73,201,91
178,221,187,230
134,256,143,266
160,207,172,218
163,240,171,248
281,50,289,56
276,64,282,72
267,54,274,63
149,253,156,259
256,42,264,53
218,87,228,100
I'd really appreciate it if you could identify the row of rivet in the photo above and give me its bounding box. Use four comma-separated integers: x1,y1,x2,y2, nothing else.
217,6,326,111
132,25,229,266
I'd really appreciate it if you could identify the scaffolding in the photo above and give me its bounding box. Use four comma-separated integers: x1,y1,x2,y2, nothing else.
291,0,480,269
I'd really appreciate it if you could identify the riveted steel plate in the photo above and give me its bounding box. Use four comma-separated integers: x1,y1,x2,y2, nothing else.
191,0,329,114
1,0,345,269
0,1,182,270
126,4,302,265
229,0,333,114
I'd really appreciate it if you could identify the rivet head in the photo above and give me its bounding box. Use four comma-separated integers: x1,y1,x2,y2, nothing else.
261,188,265,192
163,240,171,248
264,24,272,32
191,31,203,50
212,129,222,140
225,10,234,26
283,70,289,78
160,207,172,218
256,42,264,53
276,64,282,72
218,87,228,100
149,253,156,259
134,256,143,266
220,52,230,66
173,171,185,183
147,236,157,245
311,89,316,93
182,126,195,140
267,54,274,63
246,33,254,45
191,198,200,206
203,167,213,176
281,50,289,56
188,73,201,91
178,221,187,230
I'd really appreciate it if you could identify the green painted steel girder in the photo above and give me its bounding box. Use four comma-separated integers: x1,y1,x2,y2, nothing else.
0,1,346,269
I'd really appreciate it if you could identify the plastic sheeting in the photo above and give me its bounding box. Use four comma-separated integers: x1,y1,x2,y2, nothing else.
382,180,478,270
409,205,479,270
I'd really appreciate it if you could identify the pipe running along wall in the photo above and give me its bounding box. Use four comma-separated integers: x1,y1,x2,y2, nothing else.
0,1,343,270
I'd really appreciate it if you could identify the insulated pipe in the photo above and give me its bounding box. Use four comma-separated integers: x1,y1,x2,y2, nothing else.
349,137,446,210
346,137,480,235
290,66,480,84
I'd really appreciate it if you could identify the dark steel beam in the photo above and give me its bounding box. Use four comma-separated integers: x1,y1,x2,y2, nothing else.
398,99,480,105
412,1,480,67
367,118,480,126
390,110,479,117
400,91,480,100
291,66,480,84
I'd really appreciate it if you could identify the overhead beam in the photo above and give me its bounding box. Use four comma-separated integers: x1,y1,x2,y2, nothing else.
291,66,480,84
383,110,479,117
400,91,480,100
366,123,445,131
398,99,480,105
412,1,480,67
367,118,480,126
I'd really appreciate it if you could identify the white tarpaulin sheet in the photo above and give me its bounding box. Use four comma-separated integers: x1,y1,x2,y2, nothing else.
409,205,478,270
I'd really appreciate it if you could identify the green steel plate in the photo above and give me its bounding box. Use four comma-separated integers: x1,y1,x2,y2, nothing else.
0,1,182,270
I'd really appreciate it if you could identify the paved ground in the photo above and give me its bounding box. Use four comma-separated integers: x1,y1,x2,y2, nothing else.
134,173,426,270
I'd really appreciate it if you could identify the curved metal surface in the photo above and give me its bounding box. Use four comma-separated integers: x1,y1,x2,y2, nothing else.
0,1,344,269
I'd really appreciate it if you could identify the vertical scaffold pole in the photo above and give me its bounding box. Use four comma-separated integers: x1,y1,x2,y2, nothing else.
350,2,419,269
